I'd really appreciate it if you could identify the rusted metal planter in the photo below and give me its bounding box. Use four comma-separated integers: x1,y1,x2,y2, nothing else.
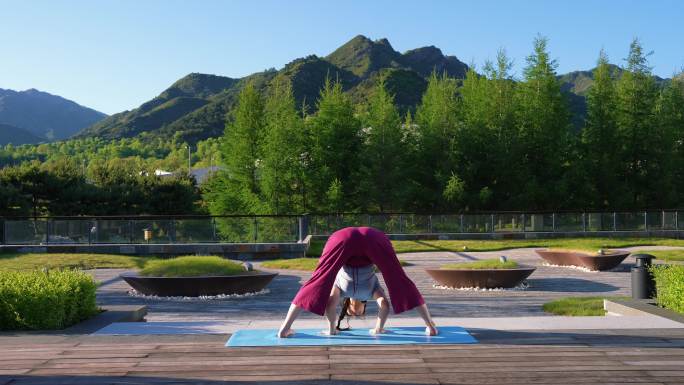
535,249,630,271
425,267,536,289
120,272,278,297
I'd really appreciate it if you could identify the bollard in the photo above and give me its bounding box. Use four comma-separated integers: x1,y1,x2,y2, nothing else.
631,254,655,299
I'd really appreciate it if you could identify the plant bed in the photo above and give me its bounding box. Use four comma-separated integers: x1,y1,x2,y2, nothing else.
425,259,535,289
535,249,630,271
121,256,277,297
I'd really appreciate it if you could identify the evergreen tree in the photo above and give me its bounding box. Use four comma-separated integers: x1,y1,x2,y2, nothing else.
412,72,460,210
615,38,660,207
358,79,404,211
308,77,361,211
209,82,265,214
261,76,308,214
581,50,620,208
515,36,571,209
655,73,684,205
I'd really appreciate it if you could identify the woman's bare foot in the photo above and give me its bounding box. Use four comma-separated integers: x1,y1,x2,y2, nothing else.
320,328,339,336
369,328,387,335
278,328,295,338
425,325,438,336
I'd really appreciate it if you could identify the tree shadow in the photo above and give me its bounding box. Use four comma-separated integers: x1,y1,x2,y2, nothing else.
526,277,620,292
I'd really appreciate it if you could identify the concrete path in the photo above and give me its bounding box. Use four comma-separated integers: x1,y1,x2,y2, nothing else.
90,246,680,322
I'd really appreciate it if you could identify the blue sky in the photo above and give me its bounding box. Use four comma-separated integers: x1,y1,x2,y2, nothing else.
1,0,683,114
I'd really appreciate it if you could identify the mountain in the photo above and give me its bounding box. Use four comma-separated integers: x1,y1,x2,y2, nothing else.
0,88,106,141
0,123,45,145
77,35,470,143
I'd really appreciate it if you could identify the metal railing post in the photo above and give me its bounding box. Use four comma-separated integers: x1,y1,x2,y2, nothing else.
253,216,258,243
613,212,617,232
211,217,217,242
460,214,464,233
129,220,134,244
428,215,432,233
644,211,648,231
552,213,556,232
491,214,495,233
45,219,50,245
522,213,526,233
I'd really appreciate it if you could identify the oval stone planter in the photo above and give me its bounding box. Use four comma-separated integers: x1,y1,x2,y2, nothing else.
120,272,278,297
535,249,630,271
425,267,536,289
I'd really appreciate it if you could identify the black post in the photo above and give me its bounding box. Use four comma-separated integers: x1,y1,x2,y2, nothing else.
631,254,656,299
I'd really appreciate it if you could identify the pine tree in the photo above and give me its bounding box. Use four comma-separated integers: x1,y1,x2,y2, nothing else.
515,36,571,209
581,49,620,208
615,38,659,207
358,79,404,212
261,76,308,214
308,77,361,211
655,73,684,205
208,82,265,214
412,71,460,210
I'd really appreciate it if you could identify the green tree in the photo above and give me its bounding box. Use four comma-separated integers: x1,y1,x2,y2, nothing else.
210,82,266,214
358,79,405,211
411,71,460,210
581,50,620,208
261,76,309,214
615,38,660,207
308,77,361,211
515,36,572,209
655,73,684,205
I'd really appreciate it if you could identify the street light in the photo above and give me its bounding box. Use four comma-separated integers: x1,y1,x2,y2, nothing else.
185,145,191,171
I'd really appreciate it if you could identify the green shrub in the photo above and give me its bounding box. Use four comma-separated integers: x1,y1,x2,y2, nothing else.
0,270,98,330
441,259,519,270
651,265,684,314
139,256,251,277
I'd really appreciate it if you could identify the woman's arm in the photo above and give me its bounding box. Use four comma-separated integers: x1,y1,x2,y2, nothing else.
277,303,302,338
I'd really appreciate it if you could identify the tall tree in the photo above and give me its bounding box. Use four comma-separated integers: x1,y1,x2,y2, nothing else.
307,77,361,211
515,36,571,209
358,79,405,212
261,76,308,214
581,49,620,208
615,38,660,207
655,73,684,205
411,72,460,210
209,82,265,214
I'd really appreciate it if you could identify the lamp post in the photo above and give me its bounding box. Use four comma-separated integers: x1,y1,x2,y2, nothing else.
185,145,191,171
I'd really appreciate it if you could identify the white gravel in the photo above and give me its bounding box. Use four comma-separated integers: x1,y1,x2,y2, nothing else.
126,288,271,301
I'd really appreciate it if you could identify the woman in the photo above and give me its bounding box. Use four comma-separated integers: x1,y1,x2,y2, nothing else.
278,226,438,337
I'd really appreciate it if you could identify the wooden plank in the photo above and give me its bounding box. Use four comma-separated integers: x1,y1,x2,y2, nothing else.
331,373,439,384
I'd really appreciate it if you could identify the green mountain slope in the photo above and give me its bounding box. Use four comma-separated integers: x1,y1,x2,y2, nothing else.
76,35,470,143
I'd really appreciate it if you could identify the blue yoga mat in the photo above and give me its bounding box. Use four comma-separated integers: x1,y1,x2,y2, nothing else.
226,326,477,347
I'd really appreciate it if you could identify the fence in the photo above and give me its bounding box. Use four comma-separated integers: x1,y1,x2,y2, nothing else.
0,211,681,245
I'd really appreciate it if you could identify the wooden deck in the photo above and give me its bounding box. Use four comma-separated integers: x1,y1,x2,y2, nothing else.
2,328,684,384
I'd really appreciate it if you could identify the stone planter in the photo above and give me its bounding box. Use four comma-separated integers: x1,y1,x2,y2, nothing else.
120,272,278,297
425,267,536,289
535,249,630,271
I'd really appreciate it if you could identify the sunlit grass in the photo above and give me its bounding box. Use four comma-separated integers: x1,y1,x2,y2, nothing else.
634,249,684,262
139,256,250,277
0,253,155,272
542,296,629,316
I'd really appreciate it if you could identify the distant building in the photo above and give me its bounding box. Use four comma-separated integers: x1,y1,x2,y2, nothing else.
189,166,222,184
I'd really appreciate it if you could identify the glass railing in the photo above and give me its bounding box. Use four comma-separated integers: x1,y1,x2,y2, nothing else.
0,211,681,244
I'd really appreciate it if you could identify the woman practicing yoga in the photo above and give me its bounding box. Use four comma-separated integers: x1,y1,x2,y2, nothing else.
278,226,438,337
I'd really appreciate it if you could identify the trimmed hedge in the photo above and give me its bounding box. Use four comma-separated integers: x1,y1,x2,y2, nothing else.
0,270,98,330
651,265,684,315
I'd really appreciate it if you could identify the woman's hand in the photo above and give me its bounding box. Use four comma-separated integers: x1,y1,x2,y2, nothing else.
369,327,387,335
278,328,295,338
425,324,438,336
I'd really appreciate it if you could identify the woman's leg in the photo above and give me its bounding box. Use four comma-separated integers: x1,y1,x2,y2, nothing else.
370,288,390,334
415,304,438,336
277,304,302,338
323,286,341,335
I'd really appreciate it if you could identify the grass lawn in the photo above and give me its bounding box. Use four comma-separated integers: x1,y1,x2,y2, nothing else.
0,253,157,272
139,256,251,277
260,257,411,271
308,237,684,256
441,259,519,269
633,249,684,262
542,296,630,316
